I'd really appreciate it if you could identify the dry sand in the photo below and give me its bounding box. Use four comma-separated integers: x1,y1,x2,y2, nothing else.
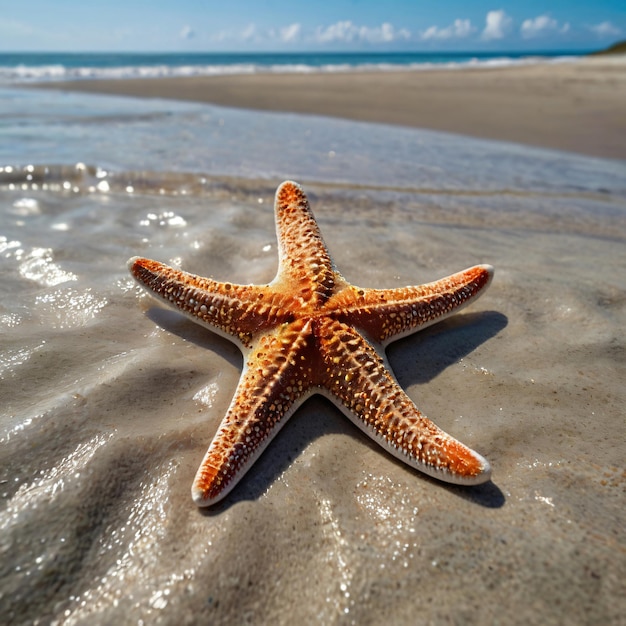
31,57,626,160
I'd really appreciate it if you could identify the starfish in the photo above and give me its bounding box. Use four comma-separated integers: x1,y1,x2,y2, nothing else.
129,181,494,507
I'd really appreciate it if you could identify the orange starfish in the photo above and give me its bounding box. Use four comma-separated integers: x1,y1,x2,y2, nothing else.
129,181,493,506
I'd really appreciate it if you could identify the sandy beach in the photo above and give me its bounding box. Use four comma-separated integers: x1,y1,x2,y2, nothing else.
31,57,626,160
1,77,625,624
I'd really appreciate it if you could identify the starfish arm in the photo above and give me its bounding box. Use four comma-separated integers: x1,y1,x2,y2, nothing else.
128,256,296,348
272,181,337,305
317,318,491,485
192,319,317,506
328,264,493,346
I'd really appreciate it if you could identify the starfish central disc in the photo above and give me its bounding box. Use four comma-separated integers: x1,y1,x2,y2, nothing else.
129,181,494,506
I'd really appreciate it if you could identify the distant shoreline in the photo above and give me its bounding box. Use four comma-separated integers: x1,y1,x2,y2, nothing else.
2,50,591,84
27,56,626,160
589,39,626,56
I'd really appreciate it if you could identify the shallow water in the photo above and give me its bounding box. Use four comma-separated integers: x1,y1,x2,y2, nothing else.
0,51,585,84
1,86,625,625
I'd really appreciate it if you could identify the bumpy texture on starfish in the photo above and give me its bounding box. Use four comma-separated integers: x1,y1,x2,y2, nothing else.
129,181,494,506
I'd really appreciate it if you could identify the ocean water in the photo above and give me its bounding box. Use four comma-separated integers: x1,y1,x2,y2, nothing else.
0,50,586,83
1,86,625,624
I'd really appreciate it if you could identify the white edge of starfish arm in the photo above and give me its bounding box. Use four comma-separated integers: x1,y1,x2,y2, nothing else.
127,256,253,354
191,380,319,507
379,264,495,348
317,336,492,486
316,383,492,486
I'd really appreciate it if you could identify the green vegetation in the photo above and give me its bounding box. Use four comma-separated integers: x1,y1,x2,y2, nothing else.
589,40,626,55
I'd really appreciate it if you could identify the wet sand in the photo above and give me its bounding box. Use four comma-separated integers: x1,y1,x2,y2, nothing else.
30,57,626,160
1,86,625,625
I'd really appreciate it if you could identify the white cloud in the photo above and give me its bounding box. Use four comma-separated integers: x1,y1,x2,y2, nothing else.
368,22,411,43
315,21,358,43
280,23,301,43
421,19,474,41
241,24,257,41
375,23,402,43
213,21,409,46
314,20,410,44
589,21,621,37
180,25,195,40
520,15,570,39
210,24,254,44
481,10,512,41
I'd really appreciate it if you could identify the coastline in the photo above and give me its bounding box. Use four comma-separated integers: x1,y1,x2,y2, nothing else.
2,75,625,625
28,57,626,160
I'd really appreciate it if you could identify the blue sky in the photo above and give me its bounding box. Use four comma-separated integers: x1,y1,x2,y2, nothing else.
1,1,623,52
